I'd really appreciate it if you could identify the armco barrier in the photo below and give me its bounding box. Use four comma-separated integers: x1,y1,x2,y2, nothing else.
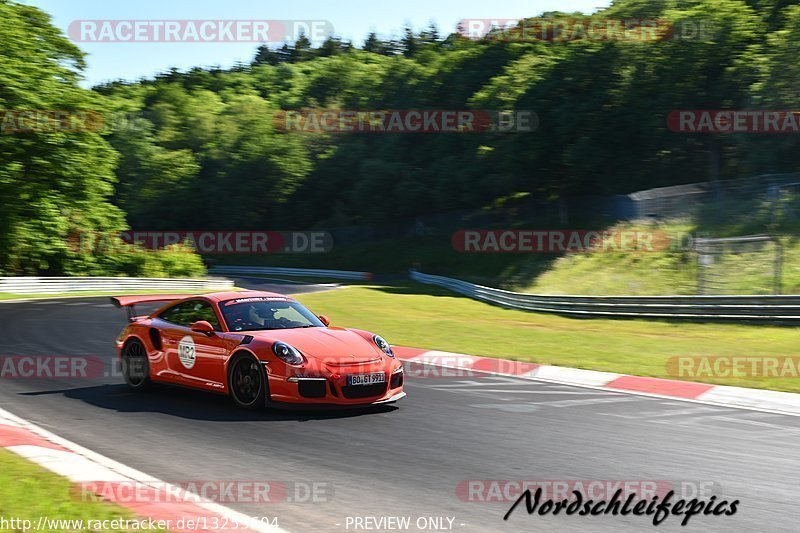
209,266,372,281
410,270,800,322
0,277,234,295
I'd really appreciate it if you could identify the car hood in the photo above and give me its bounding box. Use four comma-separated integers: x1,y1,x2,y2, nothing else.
248,327,383,363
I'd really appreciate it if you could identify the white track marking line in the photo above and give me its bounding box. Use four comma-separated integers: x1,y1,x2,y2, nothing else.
600,406,727,419
401,358,800,418
428,388,615,395
706,415,800,435
526,397,642,408
471,397,640,411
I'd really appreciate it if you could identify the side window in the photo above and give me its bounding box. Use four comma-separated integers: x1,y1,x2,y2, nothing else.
159,302,193,327
159,300,221,330
191,301,222,331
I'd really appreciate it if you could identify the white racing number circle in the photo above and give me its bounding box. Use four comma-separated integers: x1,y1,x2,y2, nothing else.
178,336,196,369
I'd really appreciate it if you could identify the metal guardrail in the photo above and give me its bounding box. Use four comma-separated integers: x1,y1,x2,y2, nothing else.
209,266,372,281
0,277,234,295
410,270,800,322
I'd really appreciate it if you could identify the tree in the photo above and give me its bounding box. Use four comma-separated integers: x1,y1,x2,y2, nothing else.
292,33,313,62
0,0,125,274
253,44,282,66
400,26,419,57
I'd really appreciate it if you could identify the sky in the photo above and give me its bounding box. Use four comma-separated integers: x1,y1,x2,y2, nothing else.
25,0,612,87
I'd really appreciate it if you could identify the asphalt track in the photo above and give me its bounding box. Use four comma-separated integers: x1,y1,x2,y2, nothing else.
1,278,799,532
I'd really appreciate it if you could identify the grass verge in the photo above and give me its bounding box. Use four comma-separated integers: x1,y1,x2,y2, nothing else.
0,448,163,532
293,282,800,394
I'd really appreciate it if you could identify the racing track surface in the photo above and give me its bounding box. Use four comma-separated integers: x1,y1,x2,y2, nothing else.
1,278,799,532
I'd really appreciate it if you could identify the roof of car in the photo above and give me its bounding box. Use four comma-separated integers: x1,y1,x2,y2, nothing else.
204,290,293,302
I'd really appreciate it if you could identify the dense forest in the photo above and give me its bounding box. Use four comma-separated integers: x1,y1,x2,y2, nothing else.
2,0,800,274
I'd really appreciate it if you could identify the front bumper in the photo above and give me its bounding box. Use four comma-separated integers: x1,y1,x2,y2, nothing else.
264,390,407,410
266,364,405,407
372,391,407,404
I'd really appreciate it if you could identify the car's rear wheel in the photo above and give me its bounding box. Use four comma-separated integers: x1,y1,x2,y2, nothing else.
122,339,150,390
228,354,266,409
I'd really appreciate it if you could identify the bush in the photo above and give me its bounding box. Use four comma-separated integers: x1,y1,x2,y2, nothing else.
63,242,207,278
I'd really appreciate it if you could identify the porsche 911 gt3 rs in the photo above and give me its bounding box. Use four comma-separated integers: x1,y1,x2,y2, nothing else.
112,291,406,409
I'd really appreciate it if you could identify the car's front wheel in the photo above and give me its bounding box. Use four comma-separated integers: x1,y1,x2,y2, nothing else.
228,353,267,409
122,339,150,390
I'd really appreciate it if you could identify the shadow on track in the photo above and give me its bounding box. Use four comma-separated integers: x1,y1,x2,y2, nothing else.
19,384,397,422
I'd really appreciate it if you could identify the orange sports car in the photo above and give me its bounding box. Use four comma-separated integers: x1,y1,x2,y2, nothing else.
112,291,405,409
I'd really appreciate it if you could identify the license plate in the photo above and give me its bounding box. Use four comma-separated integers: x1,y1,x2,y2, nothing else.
348,372,386,386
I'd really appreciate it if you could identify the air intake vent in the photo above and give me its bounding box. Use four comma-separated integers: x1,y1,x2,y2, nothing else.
149,328,162,351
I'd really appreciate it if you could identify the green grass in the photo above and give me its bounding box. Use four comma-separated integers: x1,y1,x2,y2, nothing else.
293,282,800,393
208,235,555,285
525,222,800,295
0,449,163,532
212,221,800,296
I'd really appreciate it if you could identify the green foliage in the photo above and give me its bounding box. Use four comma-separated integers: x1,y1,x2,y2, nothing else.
0,0,205,277
90,0,800,237
7,0,800,282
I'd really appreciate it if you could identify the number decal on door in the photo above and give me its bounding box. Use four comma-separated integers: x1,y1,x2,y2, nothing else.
178,336,196,369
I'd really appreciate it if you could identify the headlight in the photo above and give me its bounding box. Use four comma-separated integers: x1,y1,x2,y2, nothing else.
272,342,304,366
373,335,394,357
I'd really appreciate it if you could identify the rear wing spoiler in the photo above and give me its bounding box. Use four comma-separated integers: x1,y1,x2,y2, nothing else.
111,294,194,321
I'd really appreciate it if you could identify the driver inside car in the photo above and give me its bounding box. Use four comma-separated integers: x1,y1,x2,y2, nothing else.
248,303,278,326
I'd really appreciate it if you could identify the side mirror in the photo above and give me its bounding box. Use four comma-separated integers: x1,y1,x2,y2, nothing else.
190,320,215,335
318,315,330,327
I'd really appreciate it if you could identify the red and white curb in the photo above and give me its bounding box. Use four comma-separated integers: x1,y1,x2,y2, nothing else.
0,407,287,533
394,347,800,416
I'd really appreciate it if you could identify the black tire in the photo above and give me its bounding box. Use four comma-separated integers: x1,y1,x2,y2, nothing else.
228,353,267,409
122,339,150,390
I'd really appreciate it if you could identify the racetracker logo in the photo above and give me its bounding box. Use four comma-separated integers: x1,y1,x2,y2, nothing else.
70,231,333,255
456,480,721,503
75,481,332,504
668,110,800,133
457,18,713,42
68,20,334,43
0,110,103,134
401,359,537,380
452,230,671,253
667,356,800,378
273,110,537,133
0,356,105,379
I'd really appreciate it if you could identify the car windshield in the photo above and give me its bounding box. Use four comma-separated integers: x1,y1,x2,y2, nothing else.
220,298,324,332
